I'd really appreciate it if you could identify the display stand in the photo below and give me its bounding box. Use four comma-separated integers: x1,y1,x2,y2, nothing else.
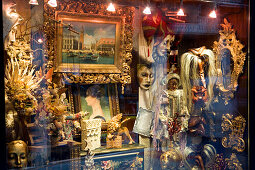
80,144,145,169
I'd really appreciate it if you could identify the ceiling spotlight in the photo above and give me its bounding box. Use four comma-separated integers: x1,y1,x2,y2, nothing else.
177,0,185,16
209,10,216,18
48,0,57,7
177,8,185,16
107,3,115,12
29,0,39,5
209,1,217,18
143,6,151,15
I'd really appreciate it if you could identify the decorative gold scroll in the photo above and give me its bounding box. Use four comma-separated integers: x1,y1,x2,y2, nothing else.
225,153,243,170
221,113,246,152
213,18,246,104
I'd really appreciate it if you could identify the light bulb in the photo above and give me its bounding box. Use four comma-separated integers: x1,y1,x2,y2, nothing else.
209,10,217,18
29,0,39,5
107,3,115,12
48,0,57,7
143,6,151,15
38,38,43,44
177,8,185,16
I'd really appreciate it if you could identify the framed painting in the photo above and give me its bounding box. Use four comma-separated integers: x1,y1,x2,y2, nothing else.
44,1,134,90
69,84,120,122
56,13,122,73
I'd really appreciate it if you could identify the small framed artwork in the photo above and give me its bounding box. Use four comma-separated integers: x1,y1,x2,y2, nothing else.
70,84,119,122
55,12,123,74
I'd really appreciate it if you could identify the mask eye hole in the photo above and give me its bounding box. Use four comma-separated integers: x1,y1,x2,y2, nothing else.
9,153,16,159
20,153,26,159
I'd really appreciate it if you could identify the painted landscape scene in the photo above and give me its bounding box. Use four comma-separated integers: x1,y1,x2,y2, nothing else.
61,21,116,64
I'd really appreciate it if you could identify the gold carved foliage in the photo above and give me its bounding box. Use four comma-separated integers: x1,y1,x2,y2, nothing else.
63,73,122,84
221,113,246,152
225,153,243,170
43,0,134,91
63,72,130,94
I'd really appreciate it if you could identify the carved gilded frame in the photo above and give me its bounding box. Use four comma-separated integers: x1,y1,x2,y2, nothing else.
213,18,246,104
44,0,134,92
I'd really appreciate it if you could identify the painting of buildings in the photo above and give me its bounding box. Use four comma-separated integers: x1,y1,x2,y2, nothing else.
61,21,116,64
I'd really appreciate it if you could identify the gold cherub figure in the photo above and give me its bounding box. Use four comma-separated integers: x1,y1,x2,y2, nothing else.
107,113,135,145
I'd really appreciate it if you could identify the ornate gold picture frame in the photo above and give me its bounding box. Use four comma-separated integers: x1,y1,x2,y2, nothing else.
213,18,246,104
44,0,134,91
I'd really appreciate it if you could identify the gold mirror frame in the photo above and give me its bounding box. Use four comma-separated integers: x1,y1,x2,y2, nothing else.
43,0,134,93
213,18,246,104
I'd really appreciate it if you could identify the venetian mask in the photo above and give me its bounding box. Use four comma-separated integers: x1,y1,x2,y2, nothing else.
152,37,168,63
7,140,28,169
156,36,169,57
12,91,37,116
137,65,155,90
191,86,208,104
5,58,41,116
180,46,216,112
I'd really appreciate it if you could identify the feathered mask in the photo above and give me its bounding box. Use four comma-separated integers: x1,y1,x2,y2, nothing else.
142,8,173,46
5,58,42,114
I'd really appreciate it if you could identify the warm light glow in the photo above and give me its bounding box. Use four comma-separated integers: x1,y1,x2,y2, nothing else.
143,6,151,15
48,0,57,7
177,8,185,16
209,10,217,18
29,0,39,5
107,3,115,12
6,6,19,18
38,38,43,44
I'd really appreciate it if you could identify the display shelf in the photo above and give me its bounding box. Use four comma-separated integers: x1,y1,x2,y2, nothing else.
80,143,145,156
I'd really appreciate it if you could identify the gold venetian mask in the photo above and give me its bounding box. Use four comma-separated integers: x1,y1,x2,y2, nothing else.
7,140,28,169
